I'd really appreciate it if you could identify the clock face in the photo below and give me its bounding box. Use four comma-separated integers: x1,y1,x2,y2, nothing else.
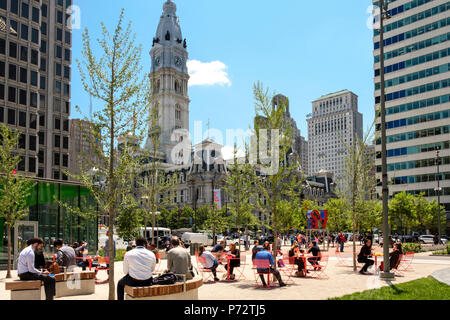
174,56,183,67
155,56,161,66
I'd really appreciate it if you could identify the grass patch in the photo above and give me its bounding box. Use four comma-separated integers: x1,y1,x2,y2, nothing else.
330,277,450,300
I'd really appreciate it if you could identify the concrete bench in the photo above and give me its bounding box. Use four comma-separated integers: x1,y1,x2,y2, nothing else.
5,280,45,300
125,277,203,300
54,271,96,298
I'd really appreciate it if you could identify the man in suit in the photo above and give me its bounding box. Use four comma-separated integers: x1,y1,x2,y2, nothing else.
165,236,193,281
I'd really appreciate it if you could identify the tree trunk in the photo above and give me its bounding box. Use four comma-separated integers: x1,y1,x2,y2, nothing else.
6,227,12,279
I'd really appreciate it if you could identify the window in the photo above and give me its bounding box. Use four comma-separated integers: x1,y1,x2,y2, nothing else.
40,39,46,53
65,31,70,45
39,94,45,107
18,134,25,149
10,20,18,36
54,118,60,130
29,135,36,152
64,101,69,113
39,114,45,127
7,108,15,125
56,28,62,41
30,92,37,107
18,156,25,171
0,61,5,77
0,38,5,54
19,67,27,83
38,132,44,145
28,157,36,173
54,135,60,148
29,113,37,129
30,71,37,86
41,4,47,18
9,42,17,58
31,28,38,44
64,49,70,61
55,63,61,76
38,150,44,164
20,46,27,62
41,21,47,35
63,119,68,131
18,111,26,127
8,64,16,80
0,84,4,100
0,0,5,10
10,0,18,14
40,75,45,90
57,10,62,24
19,89,26,105
53,170,60,180
63,136,68,149
8,86,16,103
21,2,29,19
62,154,68,167
21,24,28,40
64,66,69,79
56,45,62,58
54,153,60,166
55,81,61,93
63,83,69,96
0,106,3,122
31,49,38,65
32,7,39,23
40,57,46,71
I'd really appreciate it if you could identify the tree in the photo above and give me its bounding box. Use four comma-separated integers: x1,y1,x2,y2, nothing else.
0,124,36,278
75,9,150,300
116,201,143,241
339,127,378,271
252,82,304,263
202,204,229,246
324,198,350,232
389,191,415,234
223,145,257,251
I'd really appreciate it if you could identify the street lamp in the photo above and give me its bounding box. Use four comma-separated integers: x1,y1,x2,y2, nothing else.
377,0,395,281
435,147,442,244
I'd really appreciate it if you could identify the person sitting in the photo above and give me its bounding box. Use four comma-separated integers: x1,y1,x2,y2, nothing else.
74,241,88,271
358,239,374,275
117,238,156,301
288,243,306,276
17,238,56,300
380,242,403,272
252,240,263,261
224,243,240,280
34,244,47,270
164,240,172,252
166,236,193,281
54,239,76,272
254,245,287,288
307,241,321,270
149,243,160,264
211,240,226,253
198,245,220,282
126,241,135,252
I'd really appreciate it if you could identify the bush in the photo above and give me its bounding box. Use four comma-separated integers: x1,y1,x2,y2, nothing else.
433,243,450,256
98,249,127,262
402,243,422,253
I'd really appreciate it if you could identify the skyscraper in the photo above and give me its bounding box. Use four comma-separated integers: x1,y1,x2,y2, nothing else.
0,0,73,180
307,90,363,185
373,0,450,226
145,0,190,165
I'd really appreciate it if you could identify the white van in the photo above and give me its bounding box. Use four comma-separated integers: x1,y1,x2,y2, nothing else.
181,233,208,245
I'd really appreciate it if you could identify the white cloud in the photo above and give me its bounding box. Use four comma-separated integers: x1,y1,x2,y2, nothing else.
221,145,245,161
187,60,231,87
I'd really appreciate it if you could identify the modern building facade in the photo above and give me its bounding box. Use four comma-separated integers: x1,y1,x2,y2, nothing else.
373,0,450,231
307,90,363,186
0,0,73,180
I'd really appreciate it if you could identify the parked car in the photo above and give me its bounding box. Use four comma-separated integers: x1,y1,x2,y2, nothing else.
181,233,208,246
419,235,434,244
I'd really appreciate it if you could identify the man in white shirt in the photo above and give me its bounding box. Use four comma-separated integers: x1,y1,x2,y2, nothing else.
117,238,156,300
18,238,56,300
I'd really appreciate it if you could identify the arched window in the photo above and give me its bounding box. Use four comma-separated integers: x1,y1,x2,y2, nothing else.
175,104,181,120
174,80,182,94
153,79,160,94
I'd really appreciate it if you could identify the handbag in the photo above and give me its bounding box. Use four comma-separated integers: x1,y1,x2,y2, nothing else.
152,272,177,285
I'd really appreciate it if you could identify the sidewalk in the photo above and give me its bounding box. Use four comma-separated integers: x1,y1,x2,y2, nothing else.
1,247,449,300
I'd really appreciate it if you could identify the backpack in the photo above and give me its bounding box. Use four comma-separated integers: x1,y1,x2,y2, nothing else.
152,272,177,285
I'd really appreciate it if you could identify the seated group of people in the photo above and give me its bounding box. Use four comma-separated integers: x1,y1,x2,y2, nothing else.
357,239,403,275
197,240,241,282
117,236,193,301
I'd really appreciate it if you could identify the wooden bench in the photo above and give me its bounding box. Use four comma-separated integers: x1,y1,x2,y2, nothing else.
54,271,96,298
5,280,45,300
124,277,203,300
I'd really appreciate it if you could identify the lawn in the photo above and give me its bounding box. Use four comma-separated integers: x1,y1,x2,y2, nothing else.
330,277,450,300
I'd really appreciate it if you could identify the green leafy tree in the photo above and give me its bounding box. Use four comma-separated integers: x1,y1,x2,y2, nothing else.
324,198,351,232
116,200,143,241
389,191,415,234
195,205,210,230
202,204,229,245
223,145,257,250
75,9,150,300
252,82,304,263
0,124,36,278
339,127,378,271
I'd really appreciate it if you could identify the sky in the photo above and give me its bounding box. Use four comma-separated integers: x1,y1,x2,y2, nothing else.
70,0,375,157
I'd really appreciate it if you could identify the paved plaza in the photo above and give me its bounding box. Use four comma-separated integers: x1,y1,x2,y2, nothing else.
1,244,449,301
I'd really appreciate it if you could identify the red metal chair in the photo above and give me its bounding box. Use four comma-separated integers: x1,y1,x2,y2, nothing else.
307,253,329,279
253,259,275,289
392,254,404,277
231,254,247,281
196,255,217,283
398,252,414,272
154,252,163,273
95,256,110,284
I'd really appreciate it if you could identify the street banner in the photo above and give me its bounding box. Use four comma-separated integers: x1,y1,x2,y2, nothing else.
214,189,222,209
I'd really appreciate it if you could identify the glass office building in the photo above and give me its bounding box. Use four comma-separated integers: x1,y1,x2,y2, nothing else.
0,179,98,269
373,0,450,233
